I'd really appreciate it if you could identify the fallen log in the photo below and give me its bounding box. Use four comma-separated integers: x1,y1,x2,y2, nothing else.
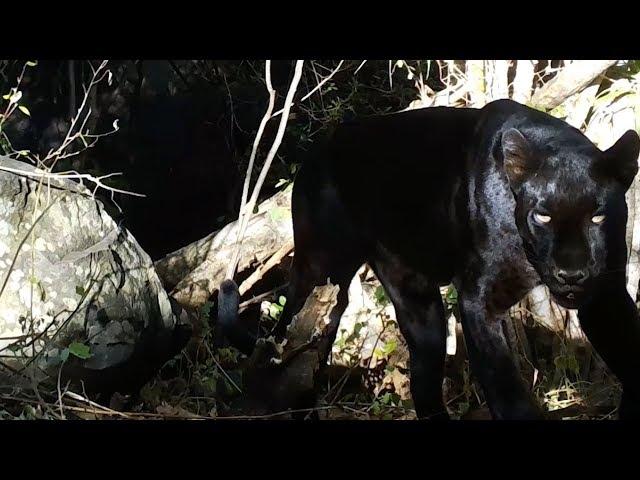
154,186,293,310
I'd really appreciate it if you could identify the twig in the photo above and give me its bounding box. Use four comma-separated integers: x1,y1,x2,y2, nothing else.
354,60,367,76
217,405,335,420
57,364,65,419
0,166,146,198
0,394,62,420
238,283,289,313
43,60,112,170
238,239,294,296
225,61,277,280
0,62,30,133
226,60,304,280
63,390,132,417
270,60,344,119
203,342,243,394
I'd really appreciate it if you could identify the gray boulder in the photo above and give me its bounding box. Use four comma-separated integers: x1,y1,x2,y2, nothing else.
0,156,191,393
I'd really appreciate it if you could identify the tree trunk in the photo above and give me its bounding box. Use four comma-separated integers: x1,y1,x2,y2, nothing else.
488,60,511,100
512,60,536,104
466,60,486,107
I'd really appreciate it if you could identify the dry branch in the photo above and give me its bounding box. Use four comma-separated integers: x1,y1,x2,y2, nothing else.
530,60,616,110
238,239,294,296
227,60,304,280
233,60,277,271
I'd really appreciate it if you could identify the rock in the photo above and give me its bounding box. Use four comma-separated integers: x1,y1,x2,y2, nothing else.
0,156,191,393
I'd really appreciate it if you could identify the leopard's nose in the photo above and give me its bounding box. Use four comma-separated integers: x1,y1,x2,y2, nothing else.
553,268,589,285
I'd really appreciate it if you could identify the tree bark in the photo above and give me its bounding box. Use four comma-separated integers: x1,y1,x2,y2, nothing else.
488,60,510,100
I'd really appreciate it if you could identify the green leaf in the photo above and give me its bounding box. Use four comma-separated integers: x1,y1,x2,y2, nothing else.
548,104,567,119
380,392,393,405
278,296,287,306
353,322,364,337
445,285,458,305
68,342,92,359
26,61,37,67
268,303,283,320
381,339,397,355
18,105,30,116
374,286,389,306
457,401,470,416
567,355,580,375
201,301,214,319
217,347,239,363
60,348,70,363
9,91,22,104
75,285,85,297
268,206,289,222
7,343,23,352
29,277,47,302
553,355,567,371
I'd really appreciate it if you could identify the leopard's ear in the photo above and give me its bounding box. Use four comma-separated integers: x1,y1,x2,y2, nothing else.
595,130,640,191
501,128,541,189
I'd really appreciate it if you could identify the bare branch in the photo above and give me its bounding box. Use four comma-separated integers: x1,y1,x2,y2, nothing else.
0,165,146,198
238,239,294,296
270,60,344,119
226,60,304,280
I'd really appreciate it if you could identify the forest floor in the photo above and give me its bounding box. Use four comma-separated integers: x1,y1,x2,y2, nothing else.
0,296,622,421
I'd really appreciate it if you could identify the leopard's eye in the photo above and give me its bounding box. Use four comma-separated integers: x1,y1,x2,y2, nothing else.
533,212,551,224
591,214,606,225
